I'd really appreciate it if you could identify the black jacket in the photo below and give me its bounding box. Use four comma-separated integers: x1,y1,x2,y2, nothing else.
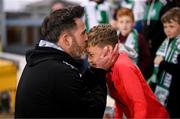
159,54,180,118
15,46,107,118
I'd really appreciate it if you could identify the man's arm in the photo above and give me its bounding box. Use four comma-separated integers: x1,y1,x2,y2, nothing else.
52,62,107,118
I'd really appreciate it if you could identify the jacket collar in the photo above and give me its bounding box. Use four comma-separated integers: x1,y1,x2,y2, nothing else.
26,45,80,69
38,40,64,51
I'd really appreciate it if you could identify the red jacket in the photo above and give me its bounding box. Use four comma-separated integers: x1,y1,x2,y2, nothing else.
106,53,169,119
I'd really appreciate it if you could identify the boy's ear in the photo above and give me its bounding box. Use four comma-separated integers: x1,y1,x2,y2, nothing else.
105,45,113,55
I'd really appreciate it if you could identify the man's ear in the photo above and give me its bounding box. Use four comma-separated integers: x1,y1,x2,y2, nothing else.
58,32,73,48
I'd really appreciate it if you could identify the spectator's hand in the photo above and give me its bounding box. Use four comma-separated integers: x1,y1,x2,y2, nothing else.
154,55,163,65
96,44,119,70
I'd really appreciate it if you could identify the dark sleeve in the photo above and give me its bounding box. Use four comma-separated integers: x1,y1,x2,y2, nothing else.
82,67,107,88
80,67,107,116
159,60,179,76
53,64,107,118
138,33,153,79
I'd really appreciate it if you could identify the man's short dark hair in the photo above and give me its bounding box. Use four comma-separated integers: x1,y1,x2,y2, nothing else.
40,6,84,43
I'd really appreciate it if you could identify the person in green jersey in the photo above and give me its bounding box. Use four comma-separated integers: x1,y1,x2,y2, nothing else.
82,0,111,31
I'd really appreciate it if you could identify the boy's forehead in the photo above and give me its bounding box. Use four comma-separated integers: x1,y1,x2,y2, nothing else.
87,45,96,50
169,19,179,23
87,45,101,52
117,16,134,21
87,46,93,51
163,19,179,24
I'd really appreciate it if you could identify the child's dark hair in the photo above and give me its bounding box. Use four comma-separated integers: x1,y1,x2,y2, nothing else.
87,24,118,48
161,7,180,24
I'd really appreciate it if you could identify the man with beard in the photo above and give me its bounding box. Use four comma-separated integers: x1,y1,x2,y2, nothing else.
15,6,119,118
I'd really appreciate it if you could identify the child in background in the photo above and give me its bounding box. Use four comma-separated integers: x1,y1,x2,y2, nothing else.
116,7,153,79
87,24,169,119
150,7,180,116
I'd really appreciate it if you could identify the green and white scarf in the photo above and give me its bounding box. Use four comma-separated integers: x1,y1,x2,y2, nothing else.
95,2,110,24
82,1,97,31
123,29,139,64
152,35,180,106
144,0,166,25
82,1,111,31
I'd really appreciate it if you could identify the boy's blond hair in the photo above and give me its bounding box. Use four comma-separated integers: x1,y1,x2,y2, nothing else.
116,7,134,21
161,7,180,24
87,24,118,48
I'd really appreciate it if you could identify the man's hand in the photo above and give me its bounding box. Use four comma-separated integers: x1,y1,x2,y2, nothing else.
96,44,119,70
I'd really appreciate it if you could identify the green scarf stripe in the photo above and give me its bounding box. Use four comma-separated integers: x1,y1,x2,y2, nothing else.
159,39,176,85
99,11,109,23
165,39,177,61
132,29,139,64
144,0,165,21
85,10,90,32
124,29,139,64
96,4,109,24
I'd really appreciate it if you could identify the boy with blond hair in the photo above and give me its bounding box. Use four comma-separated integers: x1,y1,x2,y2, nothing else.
86,24,169,118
